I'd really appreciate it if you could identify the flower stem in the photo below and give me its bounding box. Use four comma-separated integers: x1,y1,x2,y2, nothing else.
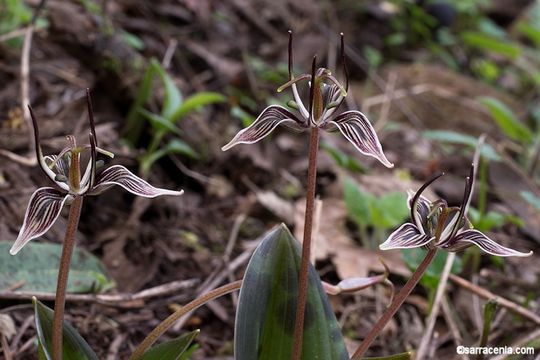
53,195,83,360
350,248,438,360
291,126,320,360
130,280,242,360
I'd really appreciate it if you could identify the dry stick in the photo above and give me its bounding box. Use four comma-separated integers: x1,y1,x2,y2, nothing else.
291,127,320,360
351,248,438,360
52,196,83,360
0,279,198,306
490,327,540,360
448,274,540,325
130,280,243,360
416,252,456,359
441,297,469,360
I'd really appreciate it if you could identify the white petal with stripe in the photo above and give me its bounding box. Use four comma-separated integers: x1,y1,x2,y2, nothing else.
380,223,434,250
440,229,532,257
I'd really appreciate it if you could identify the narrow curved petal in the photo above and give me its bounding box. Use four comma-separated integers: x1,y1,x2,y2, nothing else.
221,105,305,151
10,188,69,255
440,229,532,257
380,223,434,250
407,189,431,229
90,165,184,198
328,111,394,168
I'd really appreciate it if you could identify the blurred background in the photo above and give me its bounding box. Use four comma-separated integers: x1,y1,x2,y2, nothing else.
0,0,539,358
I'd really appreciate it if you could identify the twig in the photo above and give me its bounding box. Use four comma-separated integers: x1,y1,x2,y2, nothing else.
130,280,242,360
162,39,178,69
490,327,540,360
416,252,456,359
0,279,198,307
441,297,469,360
350,248,438,359
448,274,540,325
374,71,397,132
0,27,28,42
1,334,12,360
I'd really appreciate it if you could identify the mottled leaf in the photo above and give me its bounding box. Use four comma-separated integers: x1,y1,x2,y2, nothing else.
34,297,98,360
235,224,348,360
10,188,69,255
141,330,199,360
0,242,113,293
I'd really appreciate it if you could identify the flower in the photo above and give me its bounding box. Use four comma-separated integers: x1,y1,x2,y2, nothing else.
10,90,183,255
379,165,532,257
222,32,393,169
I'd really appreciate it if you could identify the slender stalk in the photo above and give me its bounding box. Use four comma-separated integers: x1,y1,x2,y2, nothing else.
52,195,83,360
291,126,320,360
130,280,242,360
350,248,438,360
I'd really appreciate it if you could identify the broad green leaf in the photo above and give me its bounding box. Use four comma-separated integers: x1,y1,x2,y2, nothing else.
0,242,113,293
422,130,500,161
139,109,182,135
141,330,199,360
235,224,348,360
371,192,409,229
33,297,98,360
171,92,226,122
462,32,521,58
322,143,365,172
153,60,183,120
343,177,372,226
478,97,533,143
402,249,462,291
125,61,159,143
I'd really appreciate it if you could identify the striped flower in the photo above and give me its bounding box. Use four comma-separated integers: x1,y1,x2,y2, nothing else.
10,91,183,255
379,166,532,257
222,32,393,169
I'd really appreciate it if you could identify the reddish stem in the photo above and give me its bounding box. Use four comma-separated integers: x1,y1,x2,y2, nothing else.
350,248,438,360
52,196,83,360
291,126,320,360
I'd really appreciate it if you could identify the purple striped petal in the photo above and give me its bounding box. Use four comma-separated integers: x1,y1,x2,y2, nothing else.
440,229,532,257
221,105,305,151
10,188,69,255
328,111,394,168
90,165,184,198
380,223,434,250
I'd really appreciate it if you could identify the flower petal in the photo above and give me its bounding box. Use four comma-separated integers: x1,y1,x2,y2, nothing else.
327,110,394,168
440,229,532,257
90,165,184,198
406,173,444,231
380,223,435,250
221,105,305,151
10,188,69,255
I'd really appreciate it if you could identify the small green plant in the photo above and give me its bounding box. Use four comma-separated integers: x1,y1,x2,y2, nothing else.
343,177,409,249
125,59,226,176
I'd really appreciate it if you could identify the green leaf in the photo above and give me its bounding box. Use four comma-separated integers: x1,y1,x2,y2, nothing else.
139,109,182,135
461,31,521,58
422,130,500,161
402,249,462,291
478,97,533,143
235,224,348,360
322,143,365,172
171,92,226,122
517,22,540,48
371,192,409,229
478,300,498,360
343,177,373,226
141,330,199,360
165,139,199,159
153,60,183,120
33,297,98,360
0,242,113,293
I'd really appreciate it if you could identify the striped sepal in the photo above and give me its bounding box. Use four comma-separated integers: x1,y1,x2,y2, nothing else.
380,223,434,251
10,188,69,255
90,165,184,198
221,105,304,151
441,229,532,257
329,110,394,168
